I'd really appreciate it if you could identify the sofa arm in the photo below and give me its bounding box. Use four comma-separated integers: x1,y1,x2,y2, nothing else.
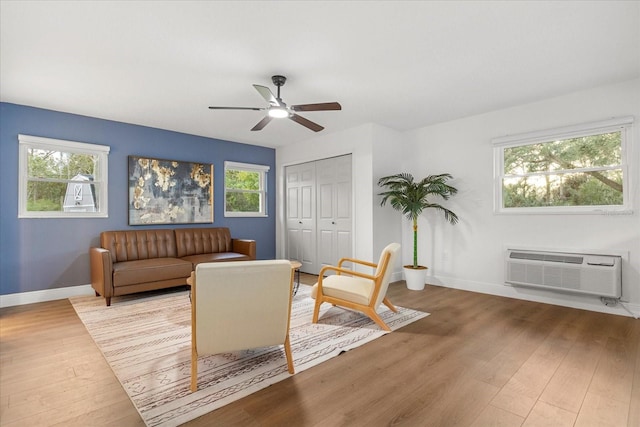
232,239,256,260
90,247,113,305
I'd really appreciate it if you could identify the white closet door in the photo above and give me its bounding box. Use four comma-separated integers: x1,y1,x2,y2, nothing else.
285,161,317,273
285,155,352,275
316,155,352,273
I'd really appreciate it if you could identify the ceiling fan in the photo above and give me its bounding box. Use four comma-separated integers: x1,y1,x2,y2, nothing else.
208,75,341,132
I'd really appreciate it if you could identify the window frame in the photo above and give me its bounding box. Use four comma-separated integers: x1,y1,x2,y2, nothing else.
18,134,110,218
492,117,633,215
223,161,269,217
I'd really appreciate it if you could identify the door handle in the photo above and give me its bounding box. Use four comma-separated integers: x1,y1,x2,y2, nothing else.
332,221,336,224
299,221,303,224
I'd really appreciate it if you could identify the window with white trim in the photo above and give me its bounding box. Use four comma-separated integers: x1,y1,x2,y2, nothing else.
493,117,633,214
19,134,110,218
224,161,269,217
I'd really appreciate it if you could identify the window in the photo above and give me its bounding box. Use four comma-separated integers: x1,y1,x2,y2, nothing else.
493,117,633,214
19,134,110,218
224,161,269,217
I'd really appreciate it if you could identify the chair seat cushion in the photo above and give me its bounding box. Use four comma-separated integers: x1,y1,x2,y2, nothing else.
113,258,192,287
311,275,374,305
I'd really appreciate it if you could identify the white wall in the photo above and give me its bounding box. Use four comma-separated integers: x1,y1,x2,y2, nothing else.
277,78,639,316
371,124,405,277
405,78,640,316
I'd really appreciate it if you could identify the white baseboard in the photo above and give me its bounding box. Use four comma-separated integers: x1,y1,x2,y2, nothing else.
5,275,639,319
428,274,640,319
0,284,94,308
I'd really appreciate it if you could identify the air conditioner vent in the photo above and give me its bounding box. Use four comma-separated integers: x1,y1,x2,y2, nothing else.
509,251,583,264
505,249,622,298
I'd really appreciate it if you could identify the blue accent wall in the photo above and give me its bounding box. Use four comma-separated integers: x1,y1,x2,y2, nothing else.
0,102,276,295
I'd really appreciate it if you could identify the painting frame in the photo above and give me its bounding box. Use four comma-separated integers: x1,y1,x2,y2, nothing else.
128,155,213,225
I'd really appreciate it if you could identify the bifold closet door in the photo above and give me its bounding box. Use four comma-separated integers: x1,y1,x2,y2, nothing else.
285,154,352,275
285,161,317,274
316,155,352,273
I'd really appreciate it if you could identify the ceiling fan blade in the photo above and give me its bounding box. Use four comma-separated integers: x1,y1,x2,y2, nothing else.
251,116,273,131
290,102,342,112
253,84,281,106
290,113,324,132
208,106,264,111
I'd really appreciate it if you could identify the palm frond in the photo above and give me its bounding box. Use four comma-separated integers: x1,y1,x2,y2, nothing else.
378,172,459,222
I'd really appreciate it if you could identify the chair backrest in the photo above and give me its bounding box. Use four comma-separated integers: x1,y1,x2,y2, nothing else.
373,243,401,308
192,260,293,355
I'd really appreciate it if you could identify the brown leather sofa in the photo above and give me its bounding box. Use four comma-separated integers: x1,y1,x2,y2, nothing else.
90,227,256,306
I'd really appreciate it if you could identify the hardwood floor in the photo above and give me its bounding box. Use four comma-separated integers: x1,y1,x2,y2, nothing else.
1,274,639,426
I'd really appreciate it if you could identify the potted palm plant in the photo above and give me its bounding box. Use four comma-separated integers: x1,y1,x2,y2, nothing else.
378,173,459,290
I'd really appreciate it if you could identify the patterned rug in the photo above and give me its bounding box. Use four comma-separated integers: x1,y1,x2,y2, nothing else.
70,285,428,426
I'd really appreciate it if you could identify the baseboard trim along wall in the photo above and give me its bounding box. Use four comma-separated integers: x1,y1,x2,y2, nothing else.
4,275,639,318
429,274,640,319
0,284,94,308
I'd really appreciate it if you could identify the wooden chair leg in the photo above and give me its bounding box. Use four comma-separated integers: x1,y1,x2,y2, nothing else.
191,283,198,392
312,298,322,324
284,334,295,374
365,308,391,332
383,297,398,313
191,348,198,392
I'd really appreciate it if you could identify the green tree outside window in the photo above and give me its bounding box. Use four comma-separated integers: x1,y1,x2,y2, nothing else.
224,162,268,216
26,148,98,211
502,131,624,208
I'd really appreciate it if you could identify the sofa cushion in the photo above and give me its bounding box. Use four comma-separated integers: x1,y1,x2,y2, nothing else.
112,257,192,287
175,227,232,257
101,229,178,262
181,252,253,268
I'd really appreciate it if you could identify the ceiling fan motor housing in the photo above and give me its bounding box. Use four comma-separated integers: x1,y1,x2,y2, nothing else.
272,75,287,87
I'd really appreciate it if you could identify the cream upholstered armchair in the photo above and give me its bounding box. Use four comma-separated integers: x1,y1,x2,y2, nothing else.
190,260,295,392
311,243,401,331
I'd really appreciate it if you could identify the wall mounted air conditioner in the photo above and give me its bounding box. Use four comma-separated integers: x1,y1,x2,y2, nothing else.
505,249,622,298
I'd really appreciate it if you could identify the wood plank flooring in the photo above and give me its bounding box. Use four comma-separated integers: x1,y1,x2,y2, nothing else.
1,274,639,426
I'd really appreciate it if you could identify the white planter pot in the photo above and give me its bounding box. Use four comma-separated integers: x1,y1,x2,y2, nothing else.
403,266,428,291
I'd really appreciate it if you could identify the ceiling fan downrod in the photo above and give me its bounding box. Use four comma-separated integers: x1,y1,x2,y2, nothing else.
272,75,286,101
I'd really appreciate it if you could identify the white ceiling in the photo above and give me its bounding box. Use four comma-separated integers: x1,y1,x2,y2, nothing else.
1,1,638,148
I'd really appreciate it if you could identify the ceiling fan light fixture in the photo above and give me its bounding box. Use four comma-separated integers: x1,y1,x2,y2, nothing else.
268,107,289,118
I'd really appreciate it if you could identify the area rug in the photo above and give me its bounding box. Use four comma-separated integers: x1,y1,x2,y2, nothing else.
70,285,428,426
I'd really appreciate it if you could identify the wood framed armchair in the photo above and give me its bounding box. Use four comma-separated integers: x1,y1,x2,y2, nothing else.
190,260,295,392
311,243,401,331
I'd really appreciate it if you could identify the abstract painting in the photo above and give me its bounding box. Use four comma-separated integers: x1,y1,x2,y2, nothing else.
128,156,213,225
